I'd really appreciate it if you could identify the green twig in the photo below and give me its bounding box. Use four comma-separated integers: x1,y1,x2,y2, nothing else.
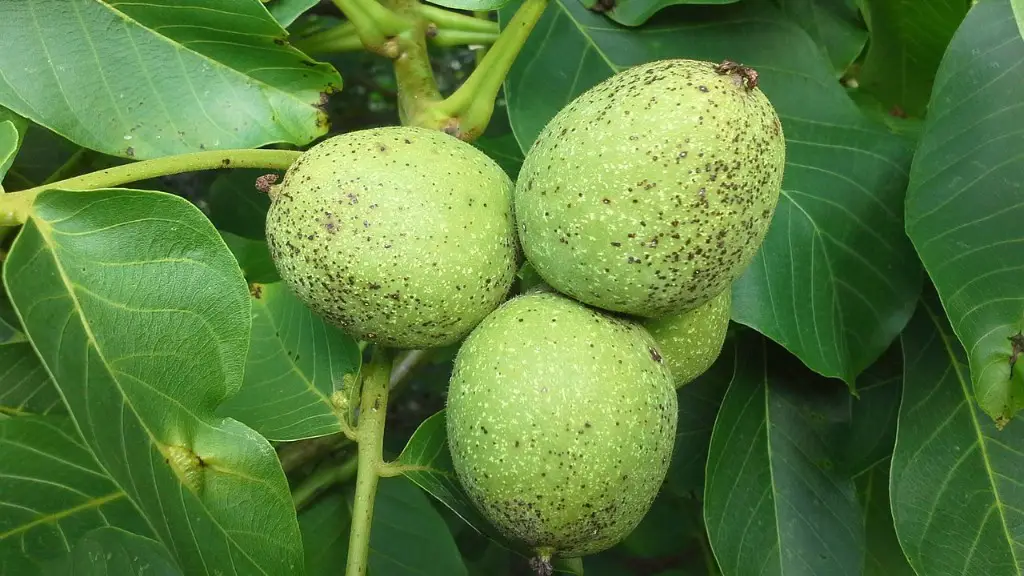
431,29,499,47
416,4,499,34
346,346,394,576
330,0,411,55
0,149,301,226
292,22,363,54
291,456,359,511
415,0,549,140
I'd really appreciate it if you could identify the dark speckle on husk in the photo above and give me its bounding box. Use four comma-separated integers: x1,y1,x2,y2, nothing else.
515,58,786,318
265,125,519,349
446,292,677,558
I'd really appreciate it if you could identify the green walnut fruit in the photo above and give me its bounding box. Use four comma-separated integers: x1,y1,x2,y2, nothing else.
446,291,677,560
644,288,731,387
515,58,785,318
265,125,518,349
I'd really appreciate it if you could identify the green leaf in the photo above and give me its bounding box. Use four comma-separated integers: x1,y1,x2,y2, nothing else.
3,188,304,575
553,557,584,575
0,416,151,572
0,341,63,416
1014,0,1024,38
856,0,969,117
216,281,360,442
206,169,275,241
0,0,341,160
664,337,733,497
1,124,87,191
703,331,863,576
578,0,738,28
297,491,349,576
891,290,1024,575
371,476,468,576
0,121,19,185
396,409,494,536
474,106,525,181
905,0,1024,424
268,0,321,27
44,527,182,576
856,463,915,576
840,340,901,476
777,0,868,75
220,232,280,284
499,0,922,388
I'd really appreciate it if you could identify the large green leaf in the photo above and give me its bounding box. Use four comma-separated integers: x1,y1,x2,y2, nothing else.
268,0,321,27
891,291,1024,575
579,0,738,28
0,0,341,160
664,337,732,497
205,169,275,241
856,463,915,576
0,341,63,416
297,491,350,576
777,0,868,75
3,189,304,575
499,0,922,387
857,0,969,118
220,231,280,284
0,416,150,572
703,331,863,576
44,527,182,576
904,0,1024,425
216,281,360,442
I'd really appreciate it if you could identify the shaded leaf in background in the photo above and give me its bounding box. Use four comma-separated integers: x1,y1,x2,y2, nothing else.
0,0,341,160
397,409,493,536
474,105,525,180
0,121,18,185
499,0,921,388
704,331,863,576
269,0,322,27
43,528,181,576
220,231,280,284
205,169,275,240
217,281,360,442
856,0,969,117
777,0,868,75
0,341,62,416
840,340,902,476
0,124,88,191
297,491,350,576
904,0,1024,424
4,189,304,575
298,477,469,576
856,463,915,576
664,337,733,497
891,290,1024,576
578,0,738,28
0,416,150,572
371,476,468,576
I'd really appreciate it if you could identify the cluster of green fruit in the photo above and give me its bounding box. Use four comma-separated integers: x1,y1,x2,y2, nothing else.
264,58,785,567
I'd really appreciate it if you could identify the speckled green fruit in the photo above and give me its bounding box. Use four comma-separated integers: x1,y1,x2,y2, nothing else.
644,288,731,388
515,58,785,318
446,291,677,559
265,125,518,349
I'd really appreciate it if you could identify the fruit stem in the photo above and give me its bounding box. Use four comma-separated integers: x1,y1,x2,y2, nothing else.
0,149,301,226
329,0,412,55
383,0,446,124
415,4,498,34
290,455,359,511
431,29,499,47
345,345,394,576
418,0,548,141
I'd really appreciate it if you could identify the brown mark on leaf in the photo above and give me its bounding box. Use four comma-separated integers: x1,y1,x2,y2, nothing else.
316,91,331,111
1009,331,1024,375
255,173,279,193
889,105,907,118
125,147,135,158
426,23,439,38
588,0,616,12
714,60,759,91
250,283,264,299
